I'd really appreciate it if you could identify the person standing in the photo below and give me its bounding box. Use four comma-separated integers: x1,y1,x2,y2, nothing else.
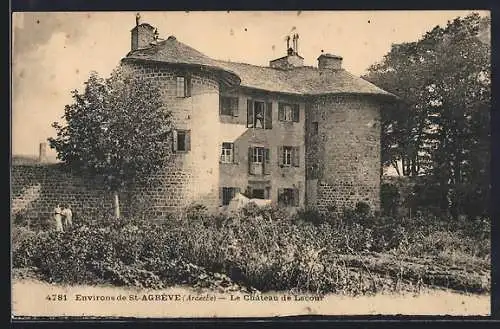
54,204,63,232
62,204,73,230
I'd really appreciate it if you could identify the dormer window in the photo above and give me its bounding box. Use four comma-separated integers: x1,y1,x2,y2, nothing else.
176,75,191,97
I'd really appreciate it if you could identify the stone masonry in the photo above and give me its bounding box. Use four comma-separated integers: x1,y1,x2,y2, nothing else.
305,95,382,213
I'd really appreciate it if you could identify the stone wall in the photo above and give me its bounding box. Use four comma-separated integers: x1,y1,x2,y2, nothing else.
305,95,382,213
218,88,306,207
11,164,118,226
123,62,221,214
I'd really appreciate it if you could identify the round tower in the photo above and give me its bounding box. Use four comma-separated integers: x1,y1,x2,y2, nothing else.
310,94,382,214
122,24,240,216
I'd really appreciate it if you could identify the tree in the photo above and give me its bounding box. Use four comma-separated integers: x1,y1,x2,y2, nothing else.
364,13,490,218
48,66,173,219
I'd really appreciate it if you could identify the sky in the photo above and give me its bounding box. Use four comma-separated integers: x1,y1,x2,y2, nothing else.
11,10,490,158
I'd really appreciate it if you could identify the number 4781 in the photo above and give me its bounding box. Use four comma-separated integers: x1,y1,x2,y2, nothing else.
46,294,67,301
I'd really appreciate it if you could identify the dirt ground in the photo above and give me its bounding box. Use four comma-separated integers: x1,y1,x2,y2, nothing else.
11,278,490,318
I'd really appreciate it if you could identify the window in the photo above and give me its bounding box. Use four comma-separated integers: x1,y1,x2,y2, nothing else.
278,103,299,122
176,76,191,97
312,122,319,135
278,146,300,167
220,96,239,116
248,146,271,175
247,100,272,129
221,187,240,206
278,188,299,207
283,146,293,166
252,189,265,199
172,130,191,152
220,142,234,163
245,186,271,199
252,147,264,163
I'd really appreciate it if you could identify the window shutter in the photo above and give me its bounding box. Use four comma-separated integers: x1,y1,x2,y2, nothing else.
278,188,284,206
265,102,273,129
219,96,224,115
264,148,271,175
232,98,239,117
278,146,284,166
292,146,300,167
233,143,239,163
278,103,285,121
293,188,300,207
185,130,191,151
248,147,254,174
219,187,224,206
184,75,191,97
293,104,300,122
172,130,178,153
247,100,254,128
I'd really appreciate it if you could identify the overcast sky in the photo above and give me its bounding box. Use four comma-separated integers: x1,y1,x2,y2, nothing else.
12,10,489,157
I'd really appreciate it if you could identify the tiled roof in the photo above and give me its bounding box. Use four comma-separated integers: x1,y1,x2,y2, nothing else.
123,35,394,98
215,61,394,97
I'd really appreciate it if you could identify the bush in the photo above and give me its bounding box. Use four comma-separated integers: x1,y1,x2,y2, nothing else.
381,183,400,216
12,206,491,295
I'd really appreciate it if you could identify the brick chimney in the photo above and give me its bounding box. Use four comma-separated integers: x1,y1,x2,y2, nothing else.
39,142,47,163
130,13,157,51
318,53,343,70
270,33,304,70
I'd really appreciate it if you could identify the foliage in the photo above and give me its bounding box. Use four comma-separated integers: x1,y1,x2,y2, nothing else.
48,66,173,217
364,13,490,218
13,205,490,295
381,183,400,216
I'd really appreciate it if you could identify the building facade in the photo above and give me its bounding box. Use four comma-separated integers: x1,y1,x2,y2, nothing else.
120,19,396,215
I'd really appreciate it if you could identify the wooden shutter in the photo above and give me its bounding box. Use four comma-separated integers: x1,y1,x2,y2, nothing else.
278,146,284,166
248,147,254,174
247,100,254,127
233,143,239,163
264,148,271,175
265,102,273,129
293,188,300,206
184,75,192,97
172,130,178,153
219,187,224,206
185,130,191,151
292,104,300,122
292,146,300,167
278,103,285,121
232,97,239,117
278,188,284,206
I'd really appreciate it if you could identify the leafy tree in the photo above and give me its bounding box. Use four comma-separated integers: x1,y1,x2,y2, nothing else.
364,13,490,218
48,66,173,219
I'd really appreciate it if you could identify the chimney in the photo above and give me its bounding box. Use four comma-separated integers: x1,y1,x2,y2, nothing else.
39,142,47,163
130,13,157,51
318,53,343,70
270,33,304,70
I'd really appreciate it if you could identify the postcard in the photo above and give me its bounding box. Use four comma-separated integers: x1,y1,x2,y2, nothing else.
11,10,491,318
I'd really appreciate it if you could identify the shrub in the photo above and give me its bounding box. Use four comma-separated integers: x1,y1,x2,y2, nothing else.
12,206,490,295
381,183,400,216
295,207,324,226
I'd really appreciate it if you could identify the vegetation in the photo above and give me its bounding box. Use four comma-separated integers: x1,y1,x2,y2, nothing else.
364,13,490,219
12,204,490,295
48,66,173,219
